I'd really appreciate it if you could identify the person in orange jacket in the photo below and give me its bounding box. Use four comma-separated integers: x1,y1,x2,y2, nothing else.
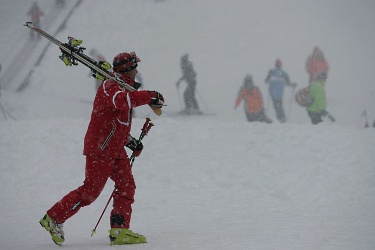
306,47,329,83
235,75,272,123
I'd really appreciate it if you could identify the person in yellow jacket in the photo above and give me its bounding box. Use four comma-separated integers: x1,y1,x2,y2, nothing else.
235,75,272,123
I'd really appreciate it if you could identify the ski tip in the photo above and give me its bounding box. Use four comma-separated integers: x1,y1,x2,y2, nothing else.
24,22,35,28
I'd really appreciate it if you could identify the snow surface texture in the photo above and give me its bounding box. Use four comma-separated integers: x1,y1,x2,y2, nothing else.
0,1,375,249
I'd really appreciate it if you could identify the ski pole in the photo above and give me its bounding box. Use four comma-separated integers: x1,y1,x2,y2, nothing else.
327,112,335,122
323,111,335,122
91,117,154,237
196,88,210,113
265,83,270,115
130,117,154,166
90,189,114,237
287,84,296,120
362,110,369,128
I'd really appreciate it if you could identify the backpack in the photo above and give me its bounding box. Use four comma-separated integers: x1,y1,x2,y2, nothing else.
295,87,312,107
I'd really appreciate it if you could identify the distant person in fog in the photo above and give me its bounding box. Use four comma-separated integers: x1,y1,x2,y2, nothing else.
306,72,328,124
28,1,44,40
305,47,329,84
265,59,296,123
235,75,272,123
176,53,201,114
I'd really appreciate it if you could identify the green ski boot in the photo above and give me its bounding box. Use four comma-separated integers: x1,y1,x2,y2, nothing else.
39,214,65,246
109,228,147,245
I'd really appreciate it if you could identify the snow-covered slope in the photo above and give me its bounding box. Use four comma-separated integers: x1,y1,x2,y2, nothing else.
1,1,375,249
1,118,375,250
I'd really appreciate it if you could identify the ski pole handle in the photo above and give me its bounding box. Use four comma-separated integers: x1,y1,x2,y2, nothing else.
130,118,154,166
141,117,152,137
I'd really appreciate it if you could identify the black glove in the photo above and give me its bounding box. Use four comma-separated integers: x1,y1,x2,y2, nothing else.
149,91,165,107
126,135,143,157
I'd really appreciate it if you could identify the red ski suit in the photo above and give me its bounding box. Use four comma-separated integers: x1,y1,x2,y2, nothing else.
47,74,153,229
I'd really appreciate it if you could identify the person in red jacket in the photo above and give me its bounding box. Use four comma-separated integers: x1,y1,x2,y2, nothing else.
305,47,329,83
235,75,272,123
39,51,164,246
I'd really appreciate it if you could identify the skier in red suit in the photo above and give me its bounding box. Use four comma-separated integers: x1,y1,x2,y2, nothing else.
39,51,164,246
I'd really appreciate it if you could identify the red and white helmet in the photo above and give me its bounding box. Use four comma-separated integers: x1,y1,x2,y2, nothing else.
112,51,141,73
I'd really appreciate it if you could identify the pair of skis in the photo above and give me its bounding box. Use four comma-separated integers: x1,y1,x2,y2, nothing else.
24,22,162,116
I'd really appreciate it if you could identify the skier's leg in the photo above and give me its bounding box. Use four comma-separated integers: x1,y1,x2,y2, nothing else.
273,99,286,123
246,112,257,122
258,109,272,123
108,159,146,245
183,90,191,112
110,158,136,229
191,95,200,112
47,155,112,224
308,111,323,124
